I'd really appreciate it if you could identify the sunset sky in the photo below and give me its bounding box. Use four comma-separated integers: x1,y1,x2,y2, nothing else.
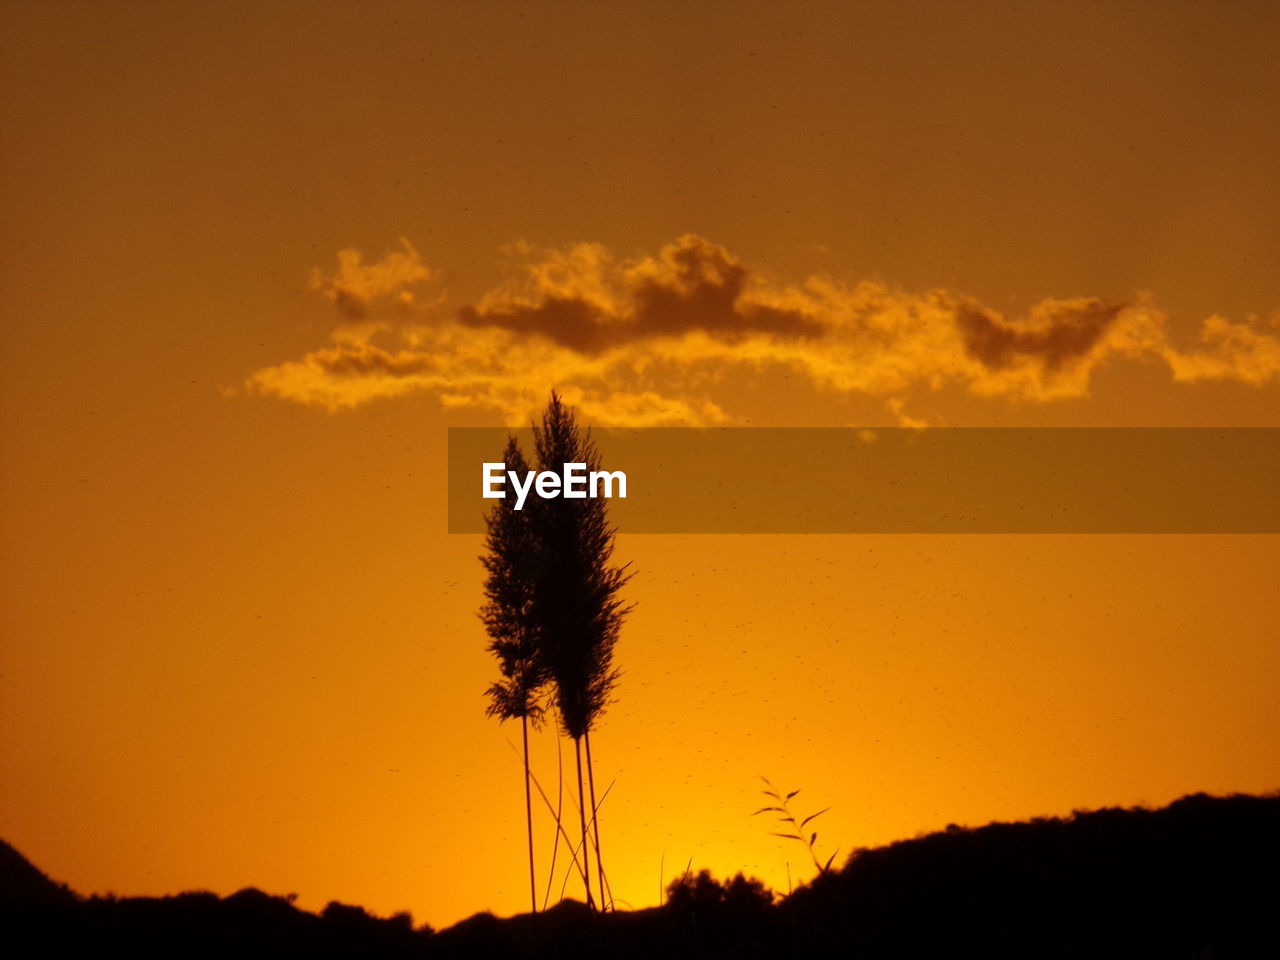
2,0,1278,929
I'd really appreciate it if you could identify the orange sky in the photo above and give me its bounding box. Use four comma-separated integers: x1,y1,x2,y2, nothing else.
2,0,1278,930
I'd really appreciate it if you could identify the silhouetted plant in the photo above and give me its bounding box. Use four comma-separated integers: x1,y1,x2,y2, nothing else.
479,396,632,912
753,776,839,878
480,435,550,914
529,391,632,909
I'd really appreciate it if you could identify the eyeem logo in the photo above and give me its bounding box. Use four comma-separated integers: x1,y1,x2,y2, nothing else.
482,462,628,511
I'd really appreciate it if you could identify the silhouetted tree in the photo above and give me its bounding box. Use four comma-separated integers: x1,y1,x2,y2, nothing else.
529,392,632,909
666,870,775,918
481,436,549,914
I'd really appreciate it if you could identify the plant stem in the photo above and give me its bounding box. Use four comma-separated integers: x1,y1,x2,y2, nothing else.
584,729,606,909
513,734,589,903
542,725,565,911
574,737,595,909
522,714,536,914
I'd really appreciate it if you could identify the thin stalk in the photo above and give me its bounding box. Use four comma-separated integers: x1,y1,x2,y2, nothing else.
584,729,606,910
541,725,565,911
558,830,593,903
504,737,588,897
521,714,536,914
574,737,595,909
580,778,616,908
563,779,613,903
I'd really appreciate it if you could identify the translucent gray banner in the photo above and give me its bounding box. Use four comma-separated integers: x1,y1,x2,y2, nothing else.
448,428,1280,534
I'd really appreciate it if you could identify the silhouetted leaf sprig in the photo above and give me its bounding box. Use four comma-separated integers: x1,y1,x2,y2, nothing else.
753,776,840,877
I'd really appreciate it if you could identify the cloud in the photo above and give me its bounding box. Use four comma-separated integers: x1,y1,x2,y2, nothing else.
1162,313,1280,386
456,236,822,352
309,237,434,321
245,235,1280,424
956,299,1124,372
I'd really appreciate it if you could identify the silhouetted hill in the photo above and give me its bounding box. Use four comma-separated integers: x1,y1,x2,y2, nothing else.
0,839,76,906
779,790,1280,958
3,885,434,959
4,791,1277,958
